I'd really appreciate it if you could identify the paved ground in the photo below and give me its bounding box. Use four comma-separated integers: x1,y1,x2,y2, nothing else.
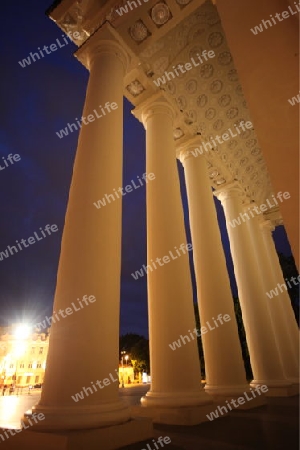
0,390,41,429
0,385,298,449
0,384,146,429
145,397,299,450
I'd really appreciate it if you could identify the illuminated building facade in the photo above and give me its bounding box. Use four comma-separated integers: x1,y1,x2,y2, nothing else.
0,325,49,388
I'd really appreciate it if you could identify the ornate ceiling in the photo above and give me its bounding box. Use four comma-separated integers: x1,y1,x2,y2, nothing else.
48,0,280,218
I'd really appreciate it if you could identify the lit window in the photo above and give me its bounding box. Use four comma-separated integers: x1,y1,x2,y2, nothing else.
20,363,25,368
37,362,42,368
28,363,33,369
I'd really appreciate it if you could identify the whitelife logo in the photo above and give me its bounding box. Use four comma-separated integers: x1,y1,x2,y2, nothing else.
206,385,269,421
250,2,300,35
0,224,58,262
153,50,215,87
115,0,148,16
131,243,192,280
0,413,45,443
18,31,82,68
266,275,300,299
0,153,21,172
93,173,155,209
191,121,253,158
288,91,300,106
140,436,172,450
71,370,120,402
34,295,96,331
228,191,291,228
56,102,118,139
169,314,231,351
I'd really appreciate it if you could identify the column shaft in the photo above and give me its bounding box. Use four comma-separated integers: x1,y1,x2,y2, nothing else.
245,212,299,383
180,149,248,398
138,101,211,411
30,40,129,429
261,221,299,369
216,186,291,394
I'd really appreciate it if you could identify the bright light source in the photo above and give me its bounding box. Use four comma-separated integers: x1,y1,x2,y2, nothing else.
14,324,31,340
13,342,26,358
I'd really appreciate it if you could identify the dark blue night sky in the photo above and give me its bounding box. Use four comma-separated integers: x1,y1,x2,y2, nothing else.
0,0,293,336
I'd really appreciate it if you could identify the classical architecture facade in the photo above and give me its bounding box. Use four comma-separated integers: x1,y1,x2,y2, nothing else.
16,0,299,449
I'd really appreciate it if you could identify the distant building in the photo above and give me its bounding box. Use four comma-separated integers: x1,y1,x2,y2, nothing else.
0,324,141,389
118,365,134,385
0,324,49,387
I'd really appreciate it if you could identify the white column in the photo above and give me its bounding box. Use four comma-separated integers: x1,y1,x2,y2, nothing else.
244,207,299,385
178,144,249,401
215,184,292,396
27,31,131,429
134,96,212,424
260,220,299,370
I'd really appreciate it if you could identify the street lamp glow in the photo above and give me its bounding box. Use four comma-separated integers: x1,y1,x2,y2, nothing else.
14,324,31,340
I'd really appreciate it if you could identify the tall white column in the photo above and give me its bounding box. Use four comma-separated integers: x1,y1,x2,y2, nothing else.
133,96,212,425
27,30,131,429
178,144,250,402
215,184,292,396
260,220,299,369
244,207,299,385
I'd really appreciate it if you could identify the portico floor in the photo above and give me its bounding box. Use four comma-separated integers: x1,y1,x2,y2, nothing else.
123,389,299,450
0,385,298,449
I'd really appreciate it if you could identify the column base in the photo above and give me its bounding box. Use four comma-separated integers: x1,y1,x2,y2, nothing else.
24,400,130,430
205,384,266,409
141,389,212,408
139,390,213,425
250,380,296,397
0,418,153,450
264,385,298,397
204,383,250,398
